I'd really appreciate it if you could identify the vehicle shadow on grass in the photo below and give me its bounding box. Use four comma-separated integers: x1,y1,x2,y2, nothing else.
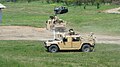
59,50,82,53
45,49,95,53
45,50,83,53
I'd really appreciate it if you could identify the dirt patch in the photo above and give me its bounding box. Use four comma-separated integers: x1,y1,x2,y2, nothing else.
0,26,120,44
95,35,120,45
104,7,120,14
0,26,53,41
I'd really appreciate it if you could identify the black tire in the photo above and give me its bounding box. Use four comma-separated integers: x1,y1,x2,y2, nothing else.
81,44,91,52
48,45,58,53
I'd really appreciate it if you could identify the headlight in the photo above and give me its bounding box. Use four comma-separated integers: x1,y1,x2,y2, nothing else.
48,40,53,42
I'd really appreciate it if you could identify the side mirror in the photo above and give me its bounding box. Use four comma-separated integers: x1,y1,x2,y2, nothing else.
63,40,65,42
46,21,48,23
63,38,67,42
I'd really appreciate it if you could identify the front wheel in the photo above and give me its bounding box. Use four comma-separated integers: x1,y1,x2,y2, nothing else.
48,45,59,53
81,44,92,52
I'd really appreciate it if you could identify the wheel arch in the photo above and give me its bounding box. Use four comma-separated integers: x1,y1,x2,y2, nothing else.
80,43,92,49
50,44,60,50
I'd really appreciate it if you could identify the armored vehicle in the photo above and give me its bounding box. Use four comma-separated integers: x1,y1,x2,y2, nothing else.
46,6,68,32
44,31,95,53
46,16,66,32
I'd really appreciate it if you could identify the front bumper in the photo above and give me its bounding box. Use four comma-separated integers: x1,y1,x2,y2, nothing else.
44,42,49,49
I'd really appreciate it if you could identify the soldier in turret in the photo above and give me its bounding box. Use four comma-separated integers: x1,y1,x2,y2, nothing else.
54,15,64,24
46,16,55,30
69,29,75,35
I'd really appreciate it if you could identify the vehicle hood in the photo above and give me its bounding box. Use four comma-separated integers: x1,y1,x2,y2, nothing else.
46,40,61,44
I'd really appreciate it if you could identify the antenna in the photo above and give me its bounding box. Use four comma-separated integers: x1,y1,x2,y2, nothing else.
53,28,56,40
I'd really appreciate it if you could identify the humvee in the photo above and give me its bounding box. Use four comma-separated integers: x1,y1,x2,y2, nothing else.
46,16,66,32
46,6,68,32
44,32,95,53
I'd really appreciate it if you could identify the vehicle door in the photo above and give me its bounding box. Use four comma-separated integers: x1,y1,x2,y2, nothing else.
72,37,81,48
62,37,72,48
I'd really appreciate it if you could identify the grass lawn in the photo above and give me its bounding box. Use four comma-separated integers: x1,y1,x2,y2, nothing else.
0,40,120,67
0,2,120,67
1,2,120,35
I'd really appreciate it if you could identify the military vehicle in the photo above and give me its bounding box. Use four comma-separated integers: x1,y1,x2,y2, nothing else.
46,6,68,32
46,15,66,32
54,6,68,15
44,30,96,53
44,7,95,53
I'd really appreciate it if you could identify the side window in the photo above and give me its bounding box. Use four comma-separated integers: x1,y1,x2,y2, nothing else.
72,37,80,41
63,37,67,42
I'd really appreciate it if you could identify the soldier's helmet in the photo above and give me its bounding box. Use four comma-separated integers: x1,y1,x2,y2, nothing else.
69,29,75,35
49,16,54,19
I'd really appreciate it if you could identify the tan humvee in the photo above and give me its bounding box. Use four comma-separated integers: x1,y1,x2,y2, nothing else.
46,16,66,32
44,32,95,53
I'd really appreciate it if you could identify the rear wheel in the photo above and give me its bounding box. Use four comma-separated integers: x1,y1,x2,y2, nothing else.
48,45,59,53
81,44,91,52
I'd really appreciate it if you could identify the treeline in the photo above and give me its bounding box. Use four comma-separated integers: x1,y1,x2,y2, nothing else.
1,0,120,5
44,0,119,5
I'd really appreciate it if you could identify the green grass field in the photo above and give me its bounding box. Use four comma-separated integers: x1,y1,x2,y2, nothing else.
2,2,120,35
0,40,120,67
0,2,120,67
